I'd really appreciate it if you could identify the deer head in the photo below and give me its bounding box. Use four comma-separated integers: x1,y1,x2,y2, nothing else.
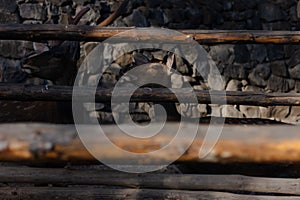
22,41,80,85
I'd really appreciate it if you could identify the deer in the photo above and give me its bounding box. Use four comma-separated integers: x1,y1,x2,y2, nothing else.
19,0,130,124
0,7,89,123
23,0,130,85
21,0,191,124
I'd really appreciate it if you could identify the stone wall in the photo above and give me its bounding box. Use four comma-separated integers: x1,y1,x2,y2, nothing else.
1,0,300,123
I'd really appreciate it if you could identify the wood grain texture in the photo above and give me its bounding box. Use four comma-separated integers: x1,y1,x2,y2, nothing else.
0,84,299,106
1,166,300,195
0,187,299,200
1,24,300,44
0,123,299,163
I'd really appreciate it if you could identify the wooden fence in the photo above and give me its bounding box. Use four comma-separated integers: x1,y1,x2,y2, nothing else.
0,24,300,199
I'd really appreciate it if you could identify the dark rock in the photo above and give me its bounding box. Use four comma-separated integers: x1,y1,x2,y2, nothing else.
128,0,145,12
123,9,149,27
0,40,33,59
109,0,134,16
209,45,232,65
144,0,161,8
278,0,295,10
288,64,300,80
295,81,300,92
233,0,257,11
172,0,187,8
0,0,18,23
0,0,17,12
0,58,26,83
223,0,233,11
262,21,290,30
224,63,251,80
246,14,262,29
267,44,284,61
250,45,267,63
248,63,271,87
287,48,300,68
142,51,153,62
202,9,217,25
50,0,71,6
234,45,250,63
266,75,293,92
148,8,164,26
19,3,47,21
270,61,288,77
160,0,172,9
138,6,150,18
226,10,254,21
289,5,298,22
284,45,300,58
289,79,295,89
0,12,19,23
133,51,150,66
185,7,202,26
238,10,254,20
164,8,186,23
205,1,223,11
259,3,284,22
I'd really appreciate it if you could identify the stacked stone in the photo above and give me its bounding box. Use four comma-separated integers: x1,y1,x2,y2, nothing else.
0,0,300,123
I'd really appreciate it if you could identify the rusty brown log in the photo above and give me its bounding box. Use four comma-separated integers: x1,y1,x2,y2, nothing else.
1,24,300,44
1,187,299,200
1,166,300,195
0,123,300,164
0,84,300,106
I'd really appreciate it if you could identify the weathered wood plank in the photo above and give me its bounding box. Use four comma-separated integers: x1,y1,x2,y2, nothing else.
0,187,299,200
0,24,300,44
0,123,299,163
0,84,300,106
1,166,300,195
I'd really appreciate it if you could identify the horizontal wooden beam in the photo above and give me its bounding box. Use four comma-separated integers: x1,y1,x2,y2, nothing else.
1,166,300,195
0,84,300,106
1,187,298,200
1,24,300,44
0,123,300,164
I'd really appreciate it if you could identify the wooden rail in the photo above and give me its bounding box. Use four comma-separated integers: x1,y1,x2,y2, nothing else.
0,84,300,106
1,24,300,44
0,123,300,164
1,166,300,196
2,187,299,200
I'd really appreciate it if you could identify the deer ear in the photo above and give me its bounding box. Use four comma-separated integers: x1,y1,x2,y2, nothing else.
33,42,50,54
